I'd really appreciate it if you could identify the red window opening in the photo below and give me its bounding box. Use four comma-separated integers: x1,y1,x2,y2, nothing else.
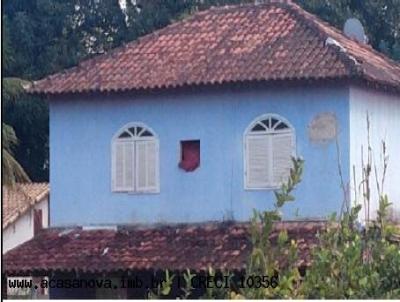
179,140,200,172
34,209,43,236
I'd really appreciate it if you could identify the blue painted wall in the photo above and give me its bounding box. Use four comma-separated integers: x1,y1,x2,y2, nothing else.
50,85,350,226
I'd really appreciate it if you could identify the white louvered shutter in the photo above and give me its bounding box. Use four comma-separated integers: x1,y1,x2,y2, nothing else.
135,140,159,192
112,141,135,191
246,135,271,188
272,133,294,185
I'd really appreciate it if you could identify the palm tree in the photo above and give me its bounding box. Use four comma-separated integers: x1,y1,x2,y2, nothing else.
2,122,30,186
2,19,31,186
2,78,31,186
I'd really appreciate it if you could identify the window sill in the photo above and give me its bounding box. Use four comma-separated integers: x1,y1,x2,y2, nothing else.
112,190,160,195
244,185,281,191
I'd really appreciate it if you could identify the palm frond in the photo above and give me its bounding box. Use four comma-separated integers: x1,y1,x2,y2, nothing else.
2,123,30,186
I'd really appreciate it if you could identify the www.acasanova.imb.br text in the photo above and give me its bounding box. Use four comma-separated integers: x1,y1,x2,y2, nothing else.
8,275,280,290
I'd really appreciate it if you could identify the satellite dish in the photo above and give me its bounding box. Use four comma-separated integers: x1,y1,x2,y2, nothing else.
344,18,368,44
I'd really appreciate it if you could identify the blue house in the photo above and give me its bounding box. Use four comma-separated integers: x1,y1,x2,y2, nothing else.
4,1,400,298
27,1,399,226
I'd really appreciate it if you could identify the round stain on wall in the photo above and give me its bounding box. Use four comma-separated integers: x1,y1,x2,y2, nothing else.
308,112,338,145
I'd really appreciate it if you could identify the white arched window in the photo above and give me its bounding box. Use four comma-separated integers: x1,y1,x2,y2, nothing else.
244,114,295,189
112,123,159,193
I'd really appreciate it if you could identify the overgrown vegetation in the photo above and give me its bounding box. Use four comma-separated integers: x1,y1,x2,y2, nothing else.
303,133,400,297
300,119,400,299
237,158,305,299
151,151,399,299
302,204,400,298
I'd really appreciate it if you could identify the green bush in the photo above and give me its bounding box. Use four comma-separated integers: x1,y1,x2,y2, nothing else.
302,203,400,299
152,157,400,299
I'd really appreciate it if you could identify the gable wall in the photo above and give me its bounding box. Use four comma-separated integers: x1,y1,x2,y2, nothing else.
349,86,400,222
49,85,350,225
3,197,49,253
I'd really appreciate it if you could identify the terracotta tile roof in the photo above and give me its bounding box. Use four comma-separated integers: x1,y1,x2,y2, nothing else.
27,1,400,96
3,221,326,275
2,183,49,229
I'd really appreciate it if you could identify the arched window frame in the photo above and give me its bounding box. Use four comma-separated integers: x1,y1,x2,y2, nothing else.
244,114,296,190
111,122,160,193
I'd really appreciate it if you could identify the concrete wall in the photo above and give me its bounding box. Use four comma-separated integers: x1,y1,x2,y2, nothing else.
49,84,350,225
3,197,49,253
349,86,400,222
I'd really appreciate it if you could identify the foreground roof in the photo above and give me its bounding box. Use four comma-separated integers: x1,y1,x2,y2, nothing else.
28,1,400,96
3,221,326,275
2,183,49,229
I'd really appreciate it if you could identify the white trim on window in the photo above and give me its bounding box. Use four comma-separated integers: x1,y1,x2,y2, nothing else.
111,122,160,194
244,114,296,190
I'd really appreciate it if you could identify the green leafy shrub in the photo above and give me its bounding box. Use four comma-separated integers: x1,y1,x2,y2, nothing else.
235,158,305,299
151,154,400,299
302,200,400,299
